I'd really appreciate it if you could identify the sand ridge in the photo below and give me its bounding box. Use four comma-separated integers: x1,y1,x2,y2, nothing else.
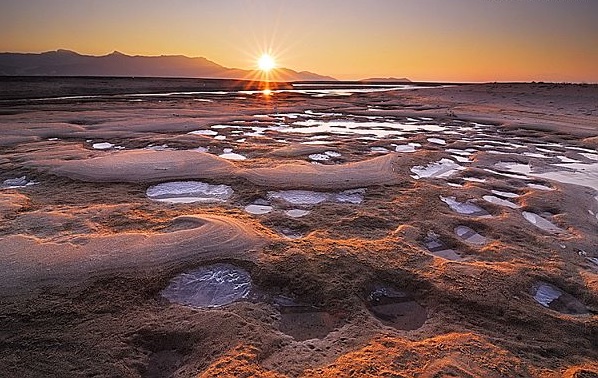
0,214,266,296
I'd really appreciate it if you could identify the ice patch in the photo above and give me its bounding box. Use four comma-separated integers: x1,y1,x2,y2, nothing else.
146,181,233,203
268,188,365,206
309,154,330,161
2,176,36,189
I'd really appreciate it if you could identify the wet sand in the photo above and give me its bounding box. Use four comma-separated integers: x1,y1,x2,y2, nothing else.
0,79,597,377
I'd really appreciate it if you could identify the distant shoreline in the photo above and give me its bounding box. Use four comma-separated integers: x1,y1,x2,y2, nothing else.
0,76,595,102
0,76,451,102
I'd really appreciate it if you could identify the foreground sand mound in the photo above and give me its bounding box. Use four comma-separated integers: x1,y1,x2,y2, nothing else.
199,333,534,377
42,150,237,183
32,150,401,190
0,215,265,295
241,154,400,190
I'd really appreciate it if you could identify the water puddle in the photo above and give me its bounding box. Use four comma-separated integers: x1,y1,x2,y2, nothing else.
244,204,273,215
484,168,531,180
394,143,420,153
482,195,520,209
366,285,427,330
285,209,310,218
411,159,465,179
440,196,491,217
146,181,234,203
522,212,564,233
219,149,247,160
161,264,252,308
452,155,471,163
92,142,115,150
273,296,343,341
279,227,305,239
309,153,331,161
580,152,598,161
454,226,487,246
423,232,462,260
278,119,445,139
188,129,218,136
491,190,520,198
527,183,554,191
268,189,365,206
532,282,588,315
268,190,328,206
462,177,486,183
446,149,474,157
146,144,173,151
427,137,446,145
495,162,598,190
557,156,581,164
309,150,341,161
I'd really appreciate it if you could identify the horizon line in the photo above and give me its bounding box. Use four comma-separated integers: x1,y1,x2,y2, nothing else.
1,49,596,85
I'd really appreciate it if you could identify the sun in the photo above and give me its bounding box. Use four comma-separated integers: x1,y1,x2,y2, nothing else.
258,54,276,72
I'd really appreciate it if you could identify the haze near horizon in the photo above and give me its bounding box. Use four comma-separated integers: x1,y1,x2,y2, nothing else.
1,0,597,82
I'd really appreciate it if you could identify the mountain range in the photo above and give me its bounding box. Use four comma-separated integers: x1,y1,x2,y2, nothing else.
0,50,336,81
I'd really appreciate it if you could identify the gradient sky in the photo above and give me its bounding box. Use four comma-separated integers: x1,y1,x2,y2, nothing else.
2,0,597,82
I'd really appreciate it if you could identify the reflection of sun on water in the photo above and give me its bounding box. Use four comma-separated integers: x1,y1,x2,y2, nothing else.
262,88,272,96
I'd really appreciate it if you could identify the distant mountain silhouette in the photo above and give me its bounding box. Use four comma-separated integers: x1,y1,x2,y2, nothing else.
361,77,411,83
0,50,336,81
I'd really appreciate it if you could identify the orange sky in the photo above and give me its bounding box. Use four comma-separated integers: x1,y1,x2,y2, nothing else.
1,0,597,82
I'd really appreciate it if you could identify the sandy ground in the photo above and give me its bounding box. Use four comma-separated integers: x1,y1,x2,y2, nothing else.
0,79,597,377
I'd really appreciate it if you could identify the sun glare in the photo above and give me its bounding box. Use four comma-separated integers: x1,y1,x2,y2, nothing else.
258,54,276,72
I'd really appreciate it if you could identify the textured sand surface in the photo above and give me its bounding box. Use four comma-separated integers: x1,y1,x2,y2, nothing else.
0,79,597,377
